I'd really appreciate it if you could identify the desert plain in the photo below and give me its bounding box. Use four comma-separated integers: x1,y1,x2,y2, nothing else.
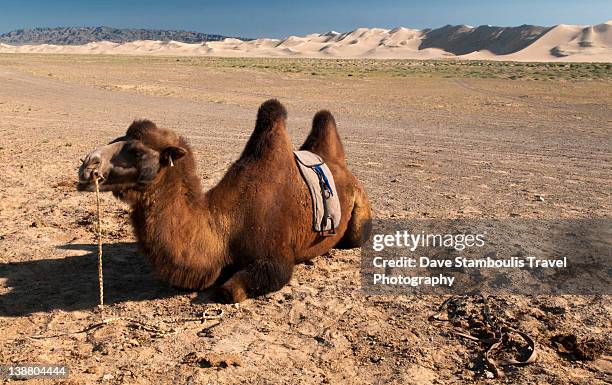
0,55,610,384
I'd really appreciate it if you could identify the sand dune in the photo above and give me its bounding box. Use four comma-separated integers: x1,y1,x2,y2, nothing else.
1,21,610,62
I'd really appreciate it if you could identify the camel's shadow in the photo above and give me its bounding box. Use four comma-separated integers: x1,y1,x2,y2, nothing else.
0,242,181,317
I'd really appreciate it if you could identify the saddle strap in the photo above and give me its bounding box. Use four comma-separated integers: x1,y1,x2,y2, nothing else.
313,165,335,235
313,165,334,197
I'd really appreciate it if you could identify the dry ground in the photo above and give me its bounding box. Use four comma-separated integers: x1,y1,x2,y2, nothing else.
0,55,610,384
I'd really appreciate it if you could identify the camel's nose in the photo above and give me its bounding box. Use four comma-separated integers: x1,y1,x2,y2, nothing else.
78,154,102,183
77,141,124,188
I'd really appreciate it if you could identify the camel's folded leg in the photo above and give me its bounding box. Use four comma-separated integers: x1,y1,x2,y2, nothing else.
212,259,294,303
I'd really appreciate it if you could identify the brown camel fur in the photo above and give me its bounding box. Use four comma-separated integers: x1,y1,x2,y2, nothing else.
78,99,371,303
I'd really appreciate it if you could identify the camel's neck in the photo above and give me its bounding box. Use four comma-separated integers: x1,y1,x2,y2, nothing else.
130,160,229,286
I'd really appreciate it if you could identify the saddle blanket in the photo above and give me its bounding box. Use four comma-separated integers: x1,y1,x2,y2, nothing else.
294,150,341,234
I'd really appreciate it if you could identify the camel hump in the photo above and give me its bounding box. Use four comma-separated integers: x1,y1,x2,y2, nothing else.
240,99,291,159
255,99,287,133
300,110,346,163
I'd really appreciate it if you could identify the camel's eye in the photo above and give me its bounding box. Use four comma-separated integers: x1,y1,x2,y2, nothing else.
125,142,147,157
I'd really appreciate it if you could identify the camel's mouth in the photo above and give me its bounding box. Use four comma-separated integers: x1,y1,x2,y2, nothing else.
77,169,107,192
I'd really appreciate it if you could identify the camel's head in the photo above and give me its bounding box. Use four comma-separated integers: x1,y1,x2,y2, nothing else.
77,120,188,196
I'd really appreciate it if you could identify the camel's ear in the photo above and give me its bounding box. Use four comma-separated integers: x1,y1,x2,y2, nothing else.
160,146,187,166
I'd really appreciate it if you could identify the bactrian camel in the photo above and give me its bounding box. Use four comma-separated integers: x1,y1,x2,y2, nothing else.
78,99,371,303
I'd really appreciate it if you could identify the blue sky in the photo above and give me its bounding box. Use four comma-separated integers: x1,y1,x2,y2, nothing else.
1,0,610,38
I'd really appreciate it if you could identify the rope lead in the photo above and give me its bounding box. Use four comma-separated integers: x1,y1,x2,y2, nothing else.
93,175,104,308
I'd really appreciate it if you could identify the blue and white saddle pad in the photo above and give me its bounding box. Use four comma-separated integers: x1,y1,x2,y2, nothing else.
294,150,341,235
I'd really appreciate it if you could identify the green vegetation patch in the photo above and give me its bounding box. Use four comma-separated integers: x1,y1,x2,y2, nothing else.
0,53,610,81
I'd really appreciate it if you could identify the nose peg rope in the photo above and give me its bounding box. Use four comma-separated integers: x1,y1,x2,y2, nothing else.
15,173,226,340
93,175,104,308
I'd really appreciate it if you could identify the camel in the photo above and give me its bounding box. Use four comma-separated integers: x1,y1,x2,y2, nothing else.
77,99,371,303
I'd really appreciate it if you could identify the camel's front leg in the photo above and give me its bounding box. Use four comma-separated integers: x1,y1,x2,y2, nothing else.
213,259,294,303
164,262,222,292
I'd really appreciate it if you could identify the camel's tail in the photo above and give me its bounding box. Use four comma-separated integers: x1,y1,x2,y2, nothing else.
299,110,346,164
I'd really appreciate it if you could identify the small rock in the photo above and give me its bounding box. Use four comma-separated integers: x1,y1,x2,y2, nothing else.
183,352,242,368
370,356,384,363
551,334,605,360
197,326,216,338
539,303,566,315
534,194,545,202
102,373,114,381
484,370,495,379
85,366,100,374
530,308,547,319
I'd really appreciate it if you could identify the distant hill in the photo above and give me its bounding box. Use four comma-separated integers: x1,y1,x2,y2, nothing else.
419,24,552,55
0,26,240,45
1,22,610,62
